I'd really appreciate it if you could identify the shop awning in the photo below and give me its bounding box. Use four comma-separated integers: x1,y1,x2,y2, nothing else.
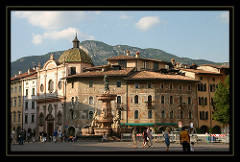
121,123,177,126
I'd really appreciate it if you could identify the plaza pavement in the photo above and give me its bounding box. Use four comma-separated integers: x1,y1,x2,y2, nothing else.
9,141,230,155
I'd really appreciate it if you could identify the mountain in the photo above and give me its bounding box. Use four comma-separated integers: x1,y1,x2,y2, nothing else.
11,40,221,77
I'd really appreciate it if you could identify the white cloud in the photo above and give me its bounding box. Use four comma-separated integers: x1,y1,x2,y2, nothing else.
218,12,229,23
119,13,132,20
135,16,160,31
32,28,95,45
32,34,43,45
14,11,85,30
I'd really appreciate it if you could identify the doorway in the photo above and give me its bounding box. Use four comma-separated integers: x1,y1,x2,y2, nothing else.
47,122,53,138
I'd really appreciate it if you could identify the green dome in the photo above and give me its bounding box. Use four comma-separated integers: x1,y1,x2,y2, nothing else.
58,48,93,64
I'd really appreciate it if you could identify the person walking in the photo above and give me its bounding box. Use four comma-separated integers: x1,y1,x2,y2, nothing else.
180,128,190,152
142,129,149,148
53,129,58,143
164,127,170,152
58,130,62,142
146,127,153,148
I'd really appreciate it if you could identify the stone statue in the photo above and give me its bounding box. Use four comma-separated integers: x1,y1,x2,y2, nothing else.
103,74,110,91
91,109,98,127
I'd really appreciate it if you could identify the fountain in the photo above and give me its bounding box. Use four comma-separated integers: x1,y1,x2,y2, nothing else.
81,75,119,136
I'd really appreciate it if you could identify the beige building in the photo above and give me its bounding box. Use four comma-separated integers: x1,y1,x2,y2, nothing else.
64,52,199,135
179,64,229,133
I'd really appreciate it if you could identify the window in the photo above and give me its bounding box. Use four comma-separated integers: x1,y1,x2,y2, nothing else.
148,95,152,107
40,84,44,92
32,101,35,109
148,110,152,119
71,82,74,88
179,84,182,90
160,83,164,89
117,96,121,108
32,88,35,95
187,84,191,91
88,111,94,119
161,95,165,104
189,111,192,119
89,96,94,105
25,101,28,109
18,113,20,122
170,96,173,104
134,110,138,119
153,62,159,71
180,110,183,119
147,83,151,88
19,85,21,92
48,79,54,93
161,110,165,119
188,97,192,105
31,114,35,123
58,81,62,89
134,95,139,104
89,80,93,88
25,114,28,123
26,89,28,96
118,60,127,68
70,67,76,75
170,110,174,119
169,84,173,90
18,97,21,106
135,83,139,89
117,80,121,87
142,61,148,69
179,96,182,104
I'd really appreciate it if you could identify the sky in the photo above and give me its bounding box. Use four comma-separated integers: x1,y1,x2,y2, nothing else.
11,10,229,63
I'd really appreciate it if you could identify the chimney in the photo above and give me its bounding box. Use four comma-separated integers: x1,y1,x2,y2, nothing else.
126,50,130,56
18,71,22,75
171,58,175,66
136,52,140,58
50,53,54,60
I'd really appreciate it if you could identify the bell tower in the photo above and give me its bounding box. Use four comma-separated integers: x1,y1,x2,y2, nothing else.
72,32,80,48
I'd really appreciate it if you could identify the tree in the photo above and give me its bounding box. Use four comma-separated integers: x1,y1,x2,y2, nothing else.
212,75,230,124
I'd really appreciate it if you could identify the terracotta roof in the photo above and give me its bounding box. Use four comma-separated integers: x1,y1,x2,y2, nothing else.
64,67,135,79
178,68,222,75
199,64,229,69
107,55,170,64
11,70,37,81
124,71,198,82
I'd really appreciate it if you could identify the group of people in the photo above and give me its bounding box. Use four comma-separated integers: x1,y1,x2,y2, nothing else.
133,127,195,152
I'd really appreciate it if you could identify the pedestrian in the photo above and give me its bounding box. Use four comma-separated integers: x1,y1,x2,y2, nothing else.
146,127,153,148
42,131,47,142
164,127,170,152
27,132,31,143
180,128,190,152
39,131,43,143
58,130,62,142
142,129,149,148
132,126,137,148
191,142,195,152
53,129,58,143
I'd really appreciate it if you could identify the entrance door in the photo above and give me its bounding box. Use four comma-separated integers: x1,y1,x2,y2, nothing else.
47,122,53,138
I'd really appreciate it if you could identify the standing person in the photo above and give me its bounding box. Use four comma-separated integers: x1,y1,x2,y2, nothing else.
39,131,43,143
164,127,171,151
180,128,190,152
190,142,195,152
58,130,62,142
53,129,58,143
27,132,31,143
146,127,153,148
132,126,137,148
142,129,149,148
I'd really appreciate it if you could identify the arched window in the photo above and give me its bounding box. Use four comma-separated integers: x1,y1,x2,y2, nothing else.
88,111,94,119
134,110,138,119
148,109,152,119
161,110,165,119
170,96,173,104
89,96,93,105
48,79,54,93
170,110,174,119
134,95,138,104
161,95,164,104
189,110,192,119
148,95,152,107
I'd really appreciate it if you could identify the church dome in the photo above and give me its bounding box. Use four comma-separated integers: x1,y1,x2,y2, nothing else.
58,34,93,64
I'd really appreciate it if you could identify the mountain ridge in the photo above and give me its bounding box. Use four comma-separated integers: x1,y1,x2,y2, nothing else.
11,40,222,77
